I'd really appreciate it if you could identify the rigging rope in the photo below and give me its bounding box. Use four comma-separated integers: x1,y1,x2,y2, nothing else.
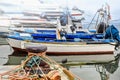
87,11,98,30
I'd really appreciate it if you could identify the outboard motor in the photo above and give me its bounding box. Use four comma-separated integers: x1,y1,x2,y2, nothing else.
96,22,107,33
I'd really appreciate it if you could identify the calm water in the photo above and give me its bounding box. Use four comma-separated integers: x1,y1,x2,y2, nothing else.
0,45,120,80
0,45,13,65
0,45,101,80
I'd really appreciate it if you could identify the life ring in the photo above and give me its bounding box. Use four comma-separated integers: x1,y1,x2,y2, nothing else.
47,70,61,80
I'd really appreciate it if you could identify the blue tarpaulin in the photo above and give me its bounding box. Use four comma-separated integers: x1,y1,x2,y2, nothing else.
104,25,120,42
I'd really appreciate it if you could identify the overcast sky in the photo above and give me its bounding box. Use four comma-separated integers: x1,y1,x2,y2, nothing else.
0,0,120,21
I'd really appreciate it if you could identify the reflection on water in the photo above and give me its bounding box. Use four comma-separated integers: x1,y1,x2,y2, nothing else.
0,45,120,80
70,65,101,80
0,45,101,80
0,45,13,65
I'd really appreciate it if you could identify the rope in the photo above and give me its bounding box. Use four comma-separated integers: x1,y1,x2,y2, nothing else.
0,53,81,80
95,13,100,29
87,11,98,30
42,55,81,80
110,26,114,40
32,56,48,80
0,55,33,77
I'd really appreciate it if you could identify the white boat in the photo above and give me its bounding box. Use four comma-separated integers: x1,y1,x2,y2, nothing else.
5,4,117,64
6,38,114,55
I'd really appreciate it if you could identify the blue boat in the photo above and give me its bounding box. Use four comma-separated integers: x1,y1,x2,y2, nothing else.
5,5,120,56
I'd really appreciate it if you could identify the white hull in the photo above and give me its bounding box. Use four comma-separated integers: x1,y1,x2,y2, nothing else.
6,38,116,62
6,38,114,55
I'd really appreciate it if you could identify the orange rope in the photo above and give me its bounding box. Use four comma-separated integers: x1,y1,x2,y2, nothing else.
42,55,81,80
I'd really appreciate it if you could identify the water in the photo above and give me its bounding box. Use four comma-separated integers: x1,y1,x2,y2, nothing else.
0,38,8,45
0,45,120,80
0,45,13,65
0,45,101,80
70,66,101,80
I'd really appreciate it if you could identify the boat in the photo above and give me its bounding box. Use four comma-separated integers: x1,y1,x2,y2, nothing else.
6,23,118,56
0,45,81,80
6,38,114,55
5,4,119,58
5,20,120,64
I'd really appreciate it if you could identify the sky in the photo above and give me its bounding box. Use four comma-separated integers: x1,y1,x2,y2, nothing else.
0,0,120,21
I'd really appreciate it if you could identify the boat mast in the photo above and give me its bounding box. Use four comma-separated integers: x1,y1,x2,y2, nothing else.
87,3,111,33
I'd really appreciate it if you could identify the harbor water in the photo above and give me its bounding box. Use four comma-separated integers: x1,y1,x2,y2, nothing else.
0,24,120,79
0,45,120,80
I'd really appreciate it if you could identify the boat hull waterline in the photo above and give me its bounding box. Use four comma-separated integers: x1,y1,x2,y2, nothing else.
7,38,114,55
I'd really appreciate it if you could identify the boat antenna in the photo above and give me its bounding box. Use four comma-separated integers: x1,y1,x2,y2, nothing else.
106,3,111,25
